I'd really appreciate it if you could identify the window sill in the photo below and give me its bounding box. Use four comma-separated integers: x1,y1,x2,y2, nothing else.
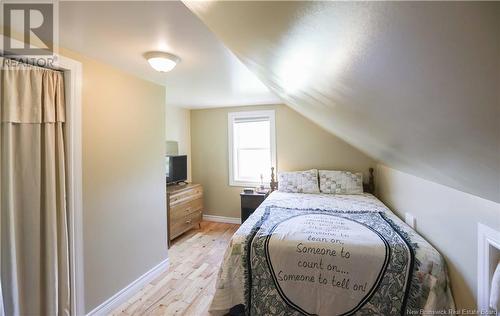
229,180,267,188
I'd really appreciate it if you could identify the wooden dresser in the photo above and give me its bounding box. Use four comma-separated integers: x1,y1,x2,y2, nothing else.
167,183,203,246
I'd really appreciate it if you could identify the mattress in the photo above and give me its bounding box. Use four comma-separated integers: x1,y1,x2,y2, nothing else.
209,191,455,315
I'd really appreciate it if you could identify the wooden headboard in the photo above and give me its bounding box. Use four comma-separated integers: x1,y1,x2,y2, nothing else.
363,168,375,194
270,167,375,194
270,167,278,192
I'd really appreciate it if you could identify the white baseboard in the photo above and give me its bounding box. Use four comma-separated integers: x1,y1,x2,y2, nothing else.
203,214,241,224
86,258,169,316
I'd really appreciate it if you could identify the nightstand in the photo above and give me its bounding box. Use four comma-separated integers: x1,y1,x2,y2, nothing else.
240,190,270,223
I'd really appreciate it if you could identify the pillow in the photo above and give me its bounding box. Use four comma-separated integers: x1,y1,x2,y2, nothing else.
278,169,319,193
319,170,363,194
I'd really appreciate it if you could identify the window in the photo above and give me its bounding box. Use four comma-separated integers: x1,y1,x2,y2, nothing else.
228,110,276,187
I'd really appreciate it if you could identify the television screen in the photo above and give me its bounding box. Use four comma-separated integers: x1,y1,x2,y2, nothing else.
166,155,187,184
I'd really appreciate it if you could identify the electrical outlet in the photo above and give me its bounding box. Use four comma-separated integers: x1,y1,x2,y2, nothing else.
405,213,416,229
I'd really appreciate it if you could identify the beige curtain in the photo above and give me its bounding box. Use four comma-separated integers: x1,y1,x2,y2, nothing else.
0,58,70,316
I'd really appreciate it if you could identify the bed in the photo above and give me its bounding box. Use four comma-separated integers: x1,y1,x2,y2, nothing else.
209,170,455,315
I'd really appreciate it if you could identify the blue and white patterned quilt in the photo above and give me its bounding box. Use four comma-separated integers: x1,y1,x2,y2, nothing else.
209,192,455,315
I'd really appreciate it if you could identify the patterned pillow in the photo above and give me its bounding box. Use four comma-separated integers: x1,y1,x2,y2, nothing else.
278,169,319,194
319,170,363,194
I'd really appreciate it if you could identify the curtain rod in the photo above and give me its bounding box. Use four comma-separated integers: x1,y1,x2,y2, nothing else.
0,54,64,73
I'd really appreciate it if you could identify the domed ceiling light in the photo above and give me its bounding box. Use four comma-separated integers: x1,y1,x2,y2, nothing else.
145,51,181,72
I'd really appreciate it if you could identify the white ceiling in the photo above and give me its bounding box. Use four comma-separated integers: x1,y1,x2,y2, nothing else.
59,1,280,109
186,1,500,202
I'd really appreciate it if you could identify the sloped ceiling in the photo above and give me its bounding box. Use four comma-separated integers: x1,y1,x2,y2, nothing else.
184,1,500,203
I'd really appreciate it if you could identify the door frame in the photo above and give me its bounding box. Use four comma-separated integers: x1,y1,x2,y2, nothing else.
1,36,85,315
59,53,85,316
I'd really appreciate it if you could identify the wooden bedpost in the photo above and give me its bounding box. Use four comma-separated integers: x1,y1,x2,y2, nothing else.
270,167,278,192
366,167,375,194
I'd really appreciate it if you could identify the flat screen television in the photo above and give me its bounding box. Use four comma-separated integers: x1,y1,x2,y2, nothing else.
166,155,187,185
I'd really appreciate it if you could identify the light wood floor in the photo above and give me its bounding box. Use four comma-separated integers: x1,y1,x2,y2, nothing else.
112,221,239,316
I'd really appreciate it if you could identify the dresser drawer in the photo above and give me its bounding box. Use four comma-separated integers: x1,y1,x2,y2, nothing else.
170,198,203,220
169,186,203,206
170,210,202,239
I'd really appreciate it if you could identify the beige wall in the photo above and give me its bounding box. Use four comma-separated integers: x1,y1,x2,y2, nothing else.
62,50,168,312
376,164,500,309
191,104,376,218
166,104,192,181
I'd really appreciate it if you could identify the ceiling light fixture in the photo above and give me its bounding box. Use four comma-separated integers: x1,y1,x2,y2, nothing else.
145,51,181,73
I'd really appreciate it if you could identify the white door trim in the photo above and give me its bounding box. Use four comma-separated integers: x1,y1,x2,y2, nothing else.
477,223,500,311
1,36,85,315
59,55,85,316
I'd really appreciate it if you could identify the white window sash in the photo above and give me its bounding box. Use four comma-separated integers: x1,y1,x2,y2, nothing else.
235,148,271,183
228,110,276,187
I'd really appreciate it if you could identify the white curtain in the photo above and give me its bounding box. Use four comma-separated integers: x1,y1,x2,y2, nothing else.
0,58,70,316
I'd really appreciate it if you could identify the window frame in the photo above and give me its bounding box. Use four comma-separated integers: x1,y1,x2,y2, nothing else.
228,110,276,187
